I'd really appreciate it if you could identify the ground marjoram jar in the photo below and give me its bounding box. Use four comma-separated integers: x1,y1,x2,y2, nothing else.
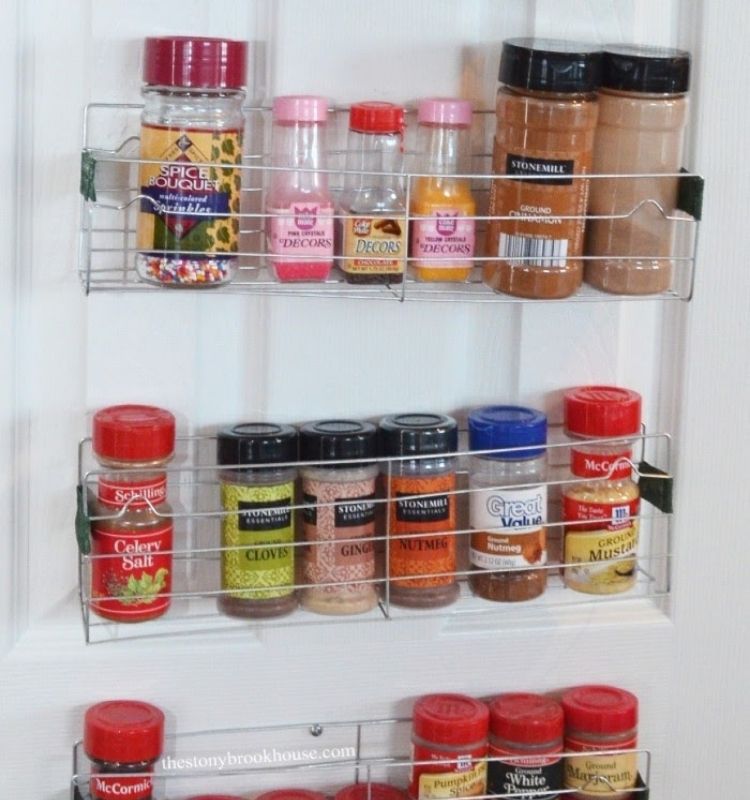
562,685,639,800
300,420,379,615
586,45,691,295
90,405,175,622
84,700,164,800
562,387,641,595
468,405,548,602
410,693,490,800
136,36,247,287
217,423,299,619
379,413,459,609
485,39,601,298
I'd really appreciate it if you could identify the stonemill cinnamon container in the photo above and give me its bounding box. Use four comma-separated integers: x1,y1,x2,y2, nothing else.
485,39,601,298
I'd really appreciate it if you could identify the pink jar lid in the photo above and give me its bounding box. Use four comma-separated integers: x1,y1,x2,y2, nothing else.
273,95,329,123
417,98,473,127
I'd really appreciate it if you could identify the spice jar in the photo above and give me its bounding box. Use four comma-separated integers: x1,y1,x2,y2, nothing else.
90,405,175,622
562,387,641,595
468,405,548,602
136,36,247,287
300,420,379,615
84,700,164,800
586,46,691,295
488,693,564,799
485,39,601,298
409,693,489,800
216,423,299,619
562,685,639,800
335,784,407,800
379,413,459,609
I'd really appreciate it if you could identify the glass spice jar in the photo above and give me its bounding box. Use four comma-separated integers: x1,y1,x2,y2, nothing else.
485,39,601,298
335,784,407,800
488,693,564,800
299,420,379,615
216,423,299,619
562,387,642,595
409,693,490,800
468,405,548,602
90,405,175,622
136,36,247,287
562,685,639,800
84,700,164,800
379,413,459,609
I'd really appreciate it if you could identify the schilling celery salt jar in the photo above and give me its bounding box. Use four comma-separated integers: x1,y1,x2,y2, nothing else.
136,36,247,287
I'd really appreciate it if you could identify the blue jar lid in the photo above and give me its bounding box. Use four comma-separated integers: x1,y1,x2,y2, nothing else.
468,405,547,460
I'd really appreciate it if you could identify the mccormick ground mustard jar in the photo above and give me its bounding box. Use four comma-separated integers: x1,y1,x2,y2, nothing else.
561,387,642,594
136,36,247,287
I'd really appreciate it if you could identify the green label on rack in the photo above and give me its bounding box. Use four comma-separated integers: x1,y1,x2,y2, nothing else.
75,483,92,555
80,150,97,202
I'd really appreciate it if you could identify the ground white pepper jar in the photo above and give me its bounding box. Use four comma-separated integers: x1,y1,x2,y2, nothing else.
299,420,379,615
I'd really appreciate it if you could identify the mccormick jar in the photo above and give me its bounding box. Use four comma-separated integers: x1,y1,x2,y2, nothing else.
409,693,489,800
410,98,476,282
468,406,548,602
485,39,601,298
562,387,641,595
216,423,299,619
379,413,459,609
299,420,379,615
335,784,407,800
488,693,564,800
266,95,335,281
586,46,691,295
136,36,247,287
90,405,175,622
339,102,407,284
84,700,164,800
562,685,639,800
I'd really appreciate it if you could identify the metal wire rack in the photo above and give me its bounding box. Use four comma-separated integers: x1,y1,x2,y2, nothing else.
78,102,702,301
75,427,673,644
71,715,650,799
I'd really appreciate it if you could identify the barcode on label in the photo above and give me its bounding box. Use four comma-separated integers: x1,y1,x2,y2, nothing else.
498,233,568,268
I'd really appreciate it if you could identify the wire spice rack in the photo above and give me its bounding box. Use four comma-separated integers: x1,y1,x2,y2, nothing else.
78,102,703,301
75,427,673,644
71,716,651,799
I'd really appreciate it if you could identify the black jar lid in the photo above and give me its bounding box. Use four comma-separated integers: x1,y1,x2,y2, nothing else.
299,420,377,465
499,38,602,93
379,413,458,457
602,45,690,94
217,422,298,467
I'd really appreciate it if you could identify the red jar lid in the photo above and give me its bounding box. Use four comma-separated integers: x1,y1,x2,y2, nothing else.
564,386,641,438
349,102,405,134
255,792,327,800
413,694,489,746
84,700,165,764
143,36,247,89
93,405,175,463
489,693,564,745
335,784,407,800
562,685,638,735
187,796,246,799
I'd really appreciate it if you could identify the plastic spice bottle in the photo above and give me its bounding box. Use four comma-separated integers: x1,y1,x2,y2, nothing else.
299,420,379,615
562,387,641,595
136,36,247,287
379,413,459,609
90,405,175,622
340,102,407,284
562,685,639,800
468,406,548,602
488,693,564,800
586,46,691,295
84,700,164,800
409,693,490,800
216,423,299,619
335,784,407,800
485,39,601,298
266,96,335,282
410,98,476,282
